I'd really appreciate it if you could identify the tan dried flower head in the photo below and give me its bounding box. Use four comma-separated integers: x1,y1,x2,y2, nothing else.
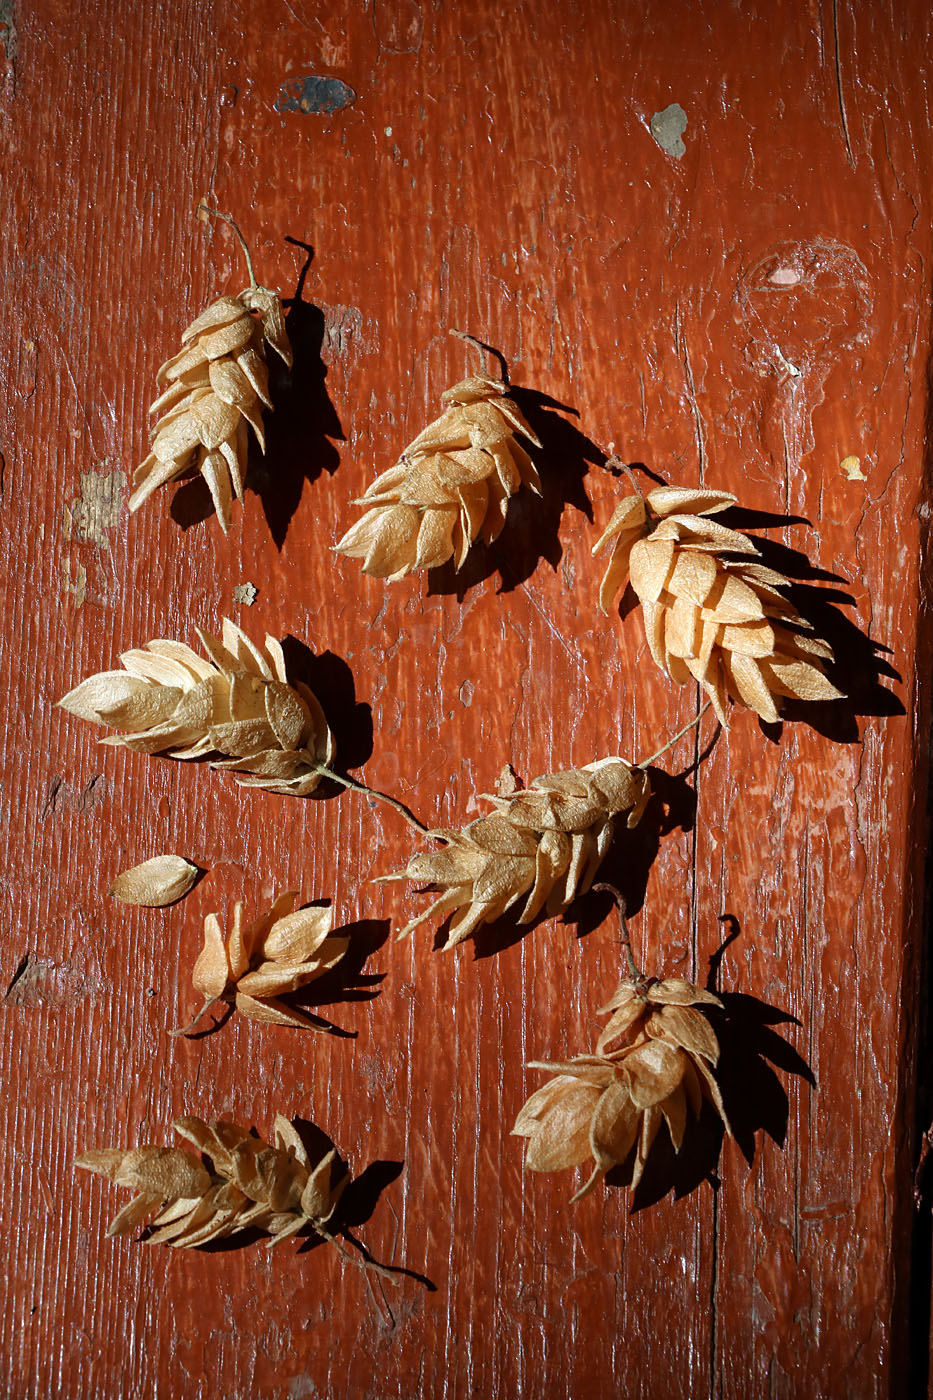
177,893,349,1033
129,282,292,533
593,485,844,725
335,371,542,580
380,759,651,948
513,977,730,1200
75,1114,348,1250
57,617,334,796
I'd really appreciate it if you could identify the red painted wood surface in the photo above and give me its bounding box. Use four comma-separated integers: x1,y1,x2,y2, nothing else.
1,1,930,1395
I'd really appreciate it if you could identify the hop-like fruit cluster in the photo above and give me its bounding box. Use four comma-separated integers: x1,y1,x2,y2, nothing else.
594,484,844,724
57,618,334,796
176,892,349,1033
75,1114,347,1249
513,976,731,1200
335,372,542,579
381,759,651,947
129,286,292,532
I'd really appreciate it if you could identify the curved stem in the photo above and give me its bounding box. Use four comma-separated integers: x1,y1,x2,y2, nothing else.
168,995,223,1038
316,1225,399,1282
449,327,509,383
312,765,430,835
591,884,647,987
198,204,258,288
603,454,645,497
636,700,712,769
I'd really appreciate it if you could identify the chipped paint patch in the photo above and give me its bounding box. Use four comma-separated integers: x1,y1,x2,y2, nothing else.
62,557,87,607
322,304,368,358
273,75,357,115
64,467,123,548
43,774,108,819
233,581,258,605
840,455,866,480
650,103,687,159
0,0,17,83
5,953,102,1008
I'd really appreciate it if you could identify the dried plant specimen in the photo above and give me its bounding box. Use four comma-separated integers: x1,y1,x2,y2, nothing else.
129,209,292,533
109,855,199,907
513,975,730,1200
593,481,844,724
380,759,651,948
175,893,349,1033
335,339,542,580
58,617,335,797
75,1114,396,1275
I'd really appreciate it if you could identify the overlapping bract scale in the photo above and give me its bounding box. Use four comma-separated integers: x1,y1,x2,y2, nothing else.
380,759,651,948
335,373,542,580
130,286,292,532
75,1115,347,1249
178,893,349,1032
57,617,334,796
512,977,731,1200
593,485,844,724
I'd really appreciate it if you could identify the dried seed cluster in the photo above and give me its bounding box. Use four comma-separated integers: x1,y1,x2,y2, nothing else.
513,976,731,1199
335,373,542,579
594,485,843,724
58,618,334,797
178,893,349,1032
130,287,292,533
381,759,651,947
75,1115,347,1249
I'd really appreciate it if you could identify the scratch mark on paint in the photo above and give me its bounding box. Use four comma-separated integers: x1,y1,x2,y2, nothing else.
831,0,856,168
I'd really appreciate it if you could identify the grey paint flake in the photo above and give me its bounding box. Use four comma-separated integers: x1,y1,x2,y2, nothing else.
650,103,687,159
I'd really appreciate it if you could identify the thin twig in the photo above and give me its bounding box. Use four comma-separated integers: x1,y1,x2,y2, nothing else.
604,454,644,497
449,328,509,382
591,884,647,988
168,996,224,1038
198,204,258,288
636,700,713,769
313,765,430,835
316,1225,400,1282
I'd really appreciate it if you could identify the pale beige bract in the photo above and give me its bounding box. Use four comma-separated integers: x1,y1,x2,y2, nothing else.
109,854,199,907
593,485,844,724
177,893,349,1032
380,759,651,948
513,977,731,1200
130,286,292,533
57,618,334,796
75,1115,348,1249
335,373,542,580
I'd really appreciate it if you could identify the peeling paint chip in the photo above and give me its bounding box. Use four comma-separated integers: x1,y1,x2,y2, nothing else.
840,455,866,481
274,75,357,115
650,103,687,159
233,582,258,605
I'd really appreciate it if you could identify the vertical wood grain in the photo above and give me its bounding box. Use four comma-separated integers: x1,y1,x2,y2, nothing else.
0,0,930,1395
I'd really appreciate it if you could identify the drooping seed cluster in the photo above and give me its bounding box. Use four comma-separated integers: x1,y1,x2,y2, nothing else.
382,759,651,947
58,618,334,797
335,373,542,580
594,485,843,724
513,976,731,1199
130,287,292,533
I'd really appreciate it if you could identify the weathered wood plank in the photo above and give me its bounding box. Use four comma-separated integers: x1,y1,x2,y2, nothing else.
0,0,929,1395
